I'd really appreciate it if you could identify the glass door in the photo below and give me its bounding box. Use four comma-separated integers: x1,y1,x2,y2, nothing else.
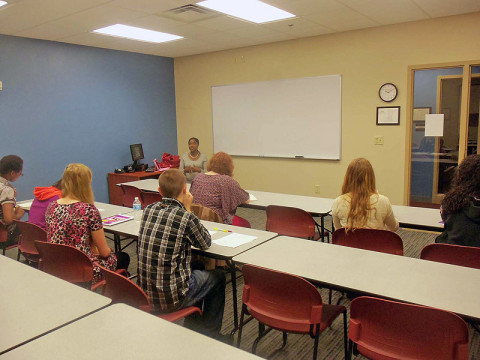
409,67,463,208
467,66,480,155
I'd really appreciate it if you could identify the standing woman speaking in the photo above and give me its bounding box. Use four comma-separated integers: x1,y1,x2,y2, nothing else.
179,137,208,182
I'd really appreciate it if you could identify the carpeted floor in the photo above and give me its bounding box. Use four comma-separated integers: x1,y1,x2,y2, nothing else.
7,207,479,359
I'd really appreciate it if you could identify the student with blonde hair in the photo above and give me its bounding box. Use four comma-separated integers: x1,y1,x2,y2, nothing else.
46,163,129,280
332,158,398,232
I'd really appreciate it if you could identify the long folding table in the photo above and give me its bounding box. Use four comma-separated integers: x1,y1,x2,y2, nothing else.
0,255,111,355
102,210,278,332
1,304,262,360
233,236,480,321
118,179,444,232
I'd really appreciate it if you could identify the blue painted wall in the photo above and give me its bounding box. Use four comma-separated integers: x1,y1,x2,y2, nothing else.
0,35,177,202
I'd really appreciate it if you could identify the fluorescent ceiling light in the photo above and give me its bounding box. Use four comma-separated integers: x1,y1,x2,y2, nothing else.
93,24,183,43
197,0,295,24
0,1,8,8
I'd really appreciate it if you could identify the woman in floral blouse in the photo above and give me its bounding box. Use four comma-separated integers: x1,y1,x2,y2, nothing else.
46,163,129,280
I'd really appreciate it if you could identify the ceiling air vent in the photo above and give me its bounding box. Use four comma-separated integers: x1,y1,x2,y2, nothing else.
161,4,219,23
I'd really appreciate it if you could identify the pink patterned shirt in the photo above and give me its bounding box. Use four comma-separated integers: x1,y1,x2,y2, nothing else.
190,173,249,224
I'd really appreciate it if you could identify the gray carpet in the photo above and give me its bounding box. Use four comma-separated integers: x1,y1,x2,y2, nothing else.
8,207,479,359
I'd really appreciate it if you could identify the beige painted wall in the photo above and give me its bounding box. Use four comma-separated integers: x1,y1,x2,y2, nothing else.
174,12,480,205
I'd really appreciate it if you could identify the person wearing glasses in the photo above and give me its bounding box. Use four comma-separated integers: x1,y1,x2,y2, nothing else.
0,155,25,246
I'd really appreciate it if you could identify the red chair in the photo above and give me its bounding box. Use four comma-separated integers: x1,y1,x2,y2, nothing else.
332,228,403,255
266,205,320,240
120,184,142,208
232,215,251,228
420,243,480,269
14,220,47,265
99,266,201,322
0,223,18,255
348,296,469,360
35,241,94,287
140,191,162,207
237,264,347,360
420,243,480,333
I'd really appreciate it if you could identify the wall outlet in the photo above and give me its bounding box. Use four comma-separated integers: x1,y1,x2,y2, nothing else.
374,136,384,145
314,185,321,194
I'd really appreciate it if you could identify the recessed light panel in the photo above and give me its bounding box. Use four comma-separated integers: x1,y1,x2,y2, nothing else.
93,24,183,43
0,1,8,8
197,0,295,24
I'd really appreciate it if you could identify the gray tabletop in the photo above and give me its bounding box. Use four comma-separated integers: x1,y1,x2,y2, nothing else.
233,236,480,320
0,256,111,355
102,210,277,260
1,304,262,360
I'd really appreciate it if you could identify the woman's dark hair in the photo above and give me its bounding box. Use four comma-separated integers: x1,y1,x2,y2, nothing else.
441,154,480,214
52,179,63,190
0,155,23,176
188,137,199,145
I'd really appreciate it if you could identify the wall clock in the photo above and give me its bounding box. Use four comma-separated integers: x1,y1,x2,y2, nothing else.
379,83,398,102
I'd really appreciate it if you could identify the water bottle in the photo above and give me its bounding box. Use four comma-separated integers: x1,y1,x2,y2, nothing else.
133,197,142,211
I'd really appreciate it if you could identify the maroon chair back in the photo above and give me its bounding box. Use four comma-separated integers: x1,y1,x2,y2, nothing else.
420,243,480,269
332,228,403,256
120,184,142,207
349,296,469,360
232,215,251,228
14,220,46,262
99,266,201,322
266,205,316,239
242,264,324,333
0,223,7,243
35,241,94,284
100,266,151,311
140,191,163,207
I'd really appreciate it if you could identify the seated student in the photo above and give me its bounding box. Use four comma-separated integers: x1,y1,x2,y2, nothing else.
332,158,399,232
46,164,129,280
190,152,249,225
138,169,226,339
179,137,208,182
436,154,480,247
0,155,25,246
29,179,62,230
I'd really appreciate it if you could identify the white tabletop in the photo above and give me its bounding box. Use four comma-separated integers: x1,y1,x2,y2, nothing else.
0,256,111,354
103,210,277,260
233,236,480,320
16,200,134,220
118,179,443,231
1,304,262,360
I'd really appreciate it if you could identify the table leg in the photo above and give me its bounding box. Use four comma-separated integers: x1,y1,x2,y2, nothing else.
226,259,239,335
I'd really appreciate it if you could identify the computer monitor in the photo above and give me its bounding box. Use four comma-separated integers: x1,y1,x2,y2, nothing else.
130,143,144,168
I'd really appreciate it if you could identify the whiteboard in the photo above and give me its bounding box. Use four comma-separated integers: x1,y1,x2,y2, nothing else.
212,75,342,160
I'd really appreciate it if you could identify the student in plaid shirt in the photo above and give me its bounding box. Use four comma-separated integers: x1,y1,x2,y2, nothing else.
138,169,226,338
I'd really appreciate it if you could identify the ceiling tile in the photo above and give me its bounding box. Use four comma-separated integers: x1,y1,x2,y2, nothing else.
15,4,145,40
413,0,480,17
108,0,193,14
339,0,429,25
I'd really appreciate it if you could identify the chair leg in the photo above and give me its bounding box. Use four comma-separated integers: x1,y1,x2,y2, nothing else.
237,305,246,348
17,248,21,261
252,323,271,354
281,332,288,349
343,311,348,360
312,324,320,360
347,340,354,360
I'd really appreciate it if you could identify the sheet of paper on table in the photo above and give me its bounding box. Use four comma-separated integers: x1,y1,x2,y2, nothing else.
212,233,257,248
249,193,257,201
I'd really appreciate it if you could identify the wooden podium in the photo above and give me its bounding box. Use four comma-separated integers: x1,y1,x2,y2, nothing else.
107,171,162,205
